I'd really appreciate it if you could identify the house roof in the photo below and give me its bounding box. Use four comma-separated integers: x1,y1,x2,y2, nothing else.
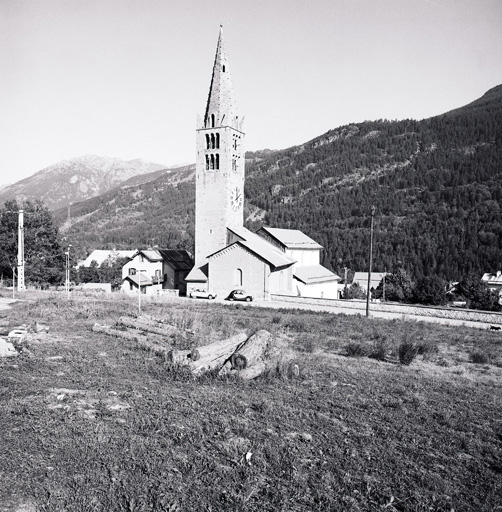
185,265,209,282
294,265,341,285
482,271,502,284
138,250,163,262
258,227,323,250
77,249,136,268
221,226,295,269
158,249,194,271
352,272,388,290
123,273,153,287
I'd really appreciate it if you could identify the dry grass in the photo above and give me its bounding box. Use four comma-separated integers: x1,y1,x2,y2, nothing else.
0,291,501,511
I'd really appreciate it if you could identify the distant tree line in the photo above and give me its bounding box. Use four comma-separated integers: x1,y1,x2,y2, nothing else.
76,256,129,290
341,268,501,312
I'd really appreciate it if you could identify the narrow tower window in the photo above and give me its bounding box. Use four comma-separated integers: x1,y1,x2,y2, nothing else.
205,155,209,170
236,268,243,287
210,154,215,170
205,134,210,150
211,133,215,149
211,114,215,128
215,154,220,170
222,65,226,72
216,133,220,149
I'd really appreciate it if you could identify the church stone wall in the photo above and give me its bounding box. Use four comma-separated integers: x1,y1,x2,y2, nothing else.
208,245,269,300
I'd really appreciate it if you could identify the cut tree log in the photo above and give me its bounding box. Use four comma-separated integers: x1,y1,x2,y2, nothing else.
118,316,180,337
167,332,249,374
93,322,176,355
93,323,148,343
168,329,295,379
140,314,195,335
219,329,295,380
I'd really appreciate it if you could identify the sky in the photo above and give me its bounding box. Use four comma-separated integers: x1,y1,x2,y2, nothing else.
1,0,501,187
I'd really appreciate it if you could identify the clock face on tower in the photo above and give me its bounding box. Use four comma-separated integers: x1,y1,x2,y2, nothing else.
230,186,243,211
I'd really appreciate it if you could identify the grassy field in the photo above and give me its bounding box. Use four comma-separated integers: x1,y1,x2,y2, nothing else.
0,291,501,511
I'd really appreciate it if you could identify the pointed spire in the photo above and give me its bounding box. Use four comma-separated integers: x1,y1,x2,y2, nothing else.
204,26,240,130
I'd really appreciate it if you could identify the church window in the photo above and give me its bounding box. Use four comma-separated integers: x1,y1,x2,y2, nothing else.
232,158,236,172
211,114,215,128
216,133,220,149
205,155,209,170
211,133,215,149
216,154,220,170
236,268,243,287
210,154,215,170
222,65,226,72
205,134,210,149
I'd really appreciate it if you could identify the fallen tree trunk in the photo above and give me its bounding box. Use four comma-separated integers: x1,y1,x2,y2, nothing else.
93,323,173,355
140,314,195,335
169,330,295,379
118,316,179,337
168,332,248,374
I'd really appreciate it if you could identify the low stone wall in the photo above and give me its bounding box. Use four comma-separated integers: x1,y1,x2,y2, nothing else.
270,295,502,325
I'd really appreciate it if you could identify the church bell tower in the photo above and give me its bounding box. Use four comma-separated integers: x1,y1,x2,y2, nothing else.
192,26,245,273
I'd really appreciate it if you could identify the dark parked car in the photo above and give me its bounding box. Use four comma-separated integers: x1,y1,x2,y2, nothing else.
226,289,253,302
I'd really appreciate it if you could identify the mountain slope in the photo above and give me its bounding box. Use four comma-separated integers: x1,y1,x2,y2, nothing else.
243,85,502,280
53,164,195,260
0,155,168,211
54,85,502,281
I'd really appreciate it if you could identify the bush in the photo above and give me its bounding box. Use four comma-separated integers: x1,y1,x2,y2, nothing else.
346,342,368,357
369,339,388,361
469,349,490,364
398,341,417,365
412,276,447,306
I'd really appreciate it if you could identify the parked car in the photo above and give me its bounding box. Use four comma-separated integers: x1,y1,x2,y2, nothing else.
226,289,253,302
189,288,216,299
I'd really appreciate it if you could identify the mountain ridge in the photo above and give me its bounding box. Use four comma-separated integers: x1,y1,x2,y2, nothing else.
0,155,168,211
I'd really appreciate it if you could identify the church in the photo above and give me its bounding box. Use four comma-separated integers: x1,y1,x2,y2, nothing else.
185,28,340,300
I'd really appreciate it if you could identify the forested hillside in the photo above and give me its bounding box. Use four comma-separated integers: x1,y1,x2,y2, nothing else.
53,165,195,262
54,85,502,281
245,85,502,280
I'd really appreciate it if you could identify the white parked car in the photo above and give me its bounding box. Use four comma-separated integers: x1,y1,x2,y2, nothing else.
189,288,217,300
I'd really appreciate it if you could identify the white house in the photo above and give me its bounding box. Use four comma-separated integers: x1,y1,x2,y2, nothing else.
121,249,193,296
482,271,502,302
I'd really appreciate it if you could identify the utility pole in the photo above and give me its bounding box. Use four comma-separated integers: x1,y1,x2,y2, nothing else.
17,210,25,292
366,206,376,317
383,268,387,302
65,244,72,299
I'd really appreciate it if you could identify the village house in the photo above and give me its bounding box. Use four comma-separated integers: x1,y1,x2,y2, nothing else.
481,271,502,302
185,27,339,300
351,272,388,294
121,249,193,296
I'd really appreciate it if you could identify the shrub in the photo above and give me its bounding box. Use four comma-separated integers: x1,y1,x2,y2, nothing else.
369,339,387,361
415,338,439,356
398,341,417,365
469,349,490,364
412,276,447,306
346,342,368,357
